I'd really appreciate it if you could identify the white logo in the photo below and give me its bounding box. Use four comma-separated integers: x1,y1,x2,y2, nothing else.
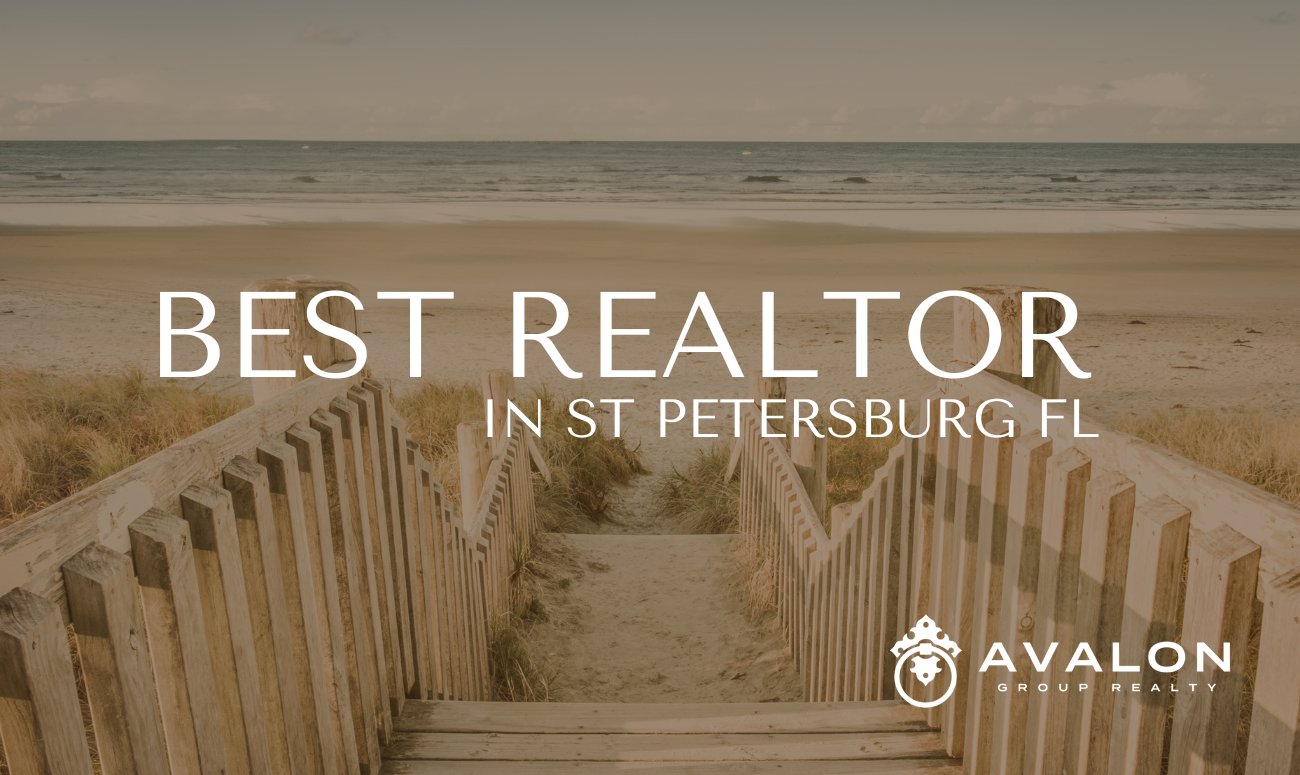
891,616,962,708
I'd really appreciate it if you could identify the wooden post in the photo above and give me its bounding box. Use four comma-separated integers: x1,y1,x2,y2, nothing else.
791,429,827,522
482,369,551,483
750,374,789,439
954,285,1066,399
457,422,490,521
481,369,515,440
246,277,362,404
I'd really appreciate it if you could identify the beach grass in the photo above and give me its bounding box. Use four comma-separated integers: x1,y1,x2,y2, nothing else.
1116,407,1300,503
653,443,738,535
489,535,560,702
0,367,249,527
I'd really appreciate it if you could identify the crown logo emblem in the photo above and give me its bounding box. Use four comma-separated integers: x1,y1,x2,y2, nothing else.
891,616,961,708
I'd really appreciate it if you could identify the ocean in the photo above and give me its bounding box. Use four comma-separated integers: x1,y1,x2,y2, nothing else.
2,141,1300,230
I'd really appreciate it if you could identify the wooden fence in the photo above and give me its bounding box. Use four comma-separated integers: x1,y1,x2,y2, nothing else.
0,368,539,775
736,369,1300,775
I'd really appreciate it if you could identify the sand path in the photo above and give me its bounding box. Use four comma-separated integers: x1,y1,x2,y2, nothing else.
528,527,801,703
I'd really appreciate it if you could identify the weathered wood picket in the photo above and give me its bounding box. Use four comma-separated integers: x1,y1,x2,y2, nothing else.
0,363,539,775
735,288,1300,775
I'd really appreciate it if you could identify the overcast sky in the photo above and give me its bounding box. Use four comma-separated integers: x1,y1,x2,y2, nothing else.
3,0,1298,141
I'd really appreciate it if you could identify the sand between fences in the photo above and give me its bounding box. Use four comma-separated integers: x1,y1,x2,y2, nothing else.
530,532,802,703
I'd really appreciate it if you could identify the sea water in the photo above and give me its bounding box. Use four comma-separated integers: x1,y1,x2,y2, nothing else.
2,141,1299,230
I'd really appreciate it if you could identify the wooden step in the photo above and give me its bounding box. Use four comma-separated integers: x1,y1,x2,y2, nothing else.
384,761,963,774
385,730,948,761
394,700,932,735
382,700,960,773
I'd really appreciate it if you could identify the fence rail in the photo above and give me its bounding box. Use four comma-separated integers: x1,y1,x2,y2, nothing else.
736,368,1300,775
0,368,537,775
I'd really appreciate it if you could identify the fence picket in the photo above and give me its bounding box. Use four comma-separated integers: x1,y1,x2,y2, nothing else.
62,542,170,775
1244,568,1300,775
310,408,384,773
942,421,989,757
363,381,417,700
128,509,228,775
879,454,907,703
330,396,394,741
257,440,341,775
348,386,405,718
286,422,363,775
1109,495,1191,775
1066,471,1137,775
0,587,94,775
224,456,312,775
391,422,430,699
417,459,449,700
852,494,876,701
1168,525,1261,775
869,471,893,702
988,433,1053,775
960,427,1016,775
180,483,275,775
1023,447,1092,775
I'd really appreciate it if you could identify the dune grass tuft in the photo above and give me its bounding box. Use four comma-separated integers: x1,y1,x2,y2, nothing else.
489,534,559,701
1115,408,1300,504
654,443,739,535
395,379,486,506
0,367,250,527
488,612,559,702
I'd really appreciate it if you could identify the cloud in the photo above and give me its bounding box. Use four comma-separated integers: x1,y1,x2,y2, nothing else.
829,104,862,124
1260,10,1294,24
982,97,1026,125
297,23,355,45
16,105,63,123
16,83,81,105
1039,85,1096,107
1101,72,1205,109
6,75,160,126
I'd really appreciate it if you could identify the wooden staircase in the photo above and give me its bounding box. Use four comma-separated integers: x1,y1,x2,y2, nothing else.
381,700,962,773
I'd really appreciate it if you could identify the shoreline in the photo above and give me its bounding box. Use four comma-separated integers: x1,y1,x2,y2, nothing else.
5,201,1300,232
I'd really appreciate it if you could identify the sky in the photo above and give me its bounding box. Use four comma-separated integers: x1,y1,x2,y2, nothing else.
2,0,1299,141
